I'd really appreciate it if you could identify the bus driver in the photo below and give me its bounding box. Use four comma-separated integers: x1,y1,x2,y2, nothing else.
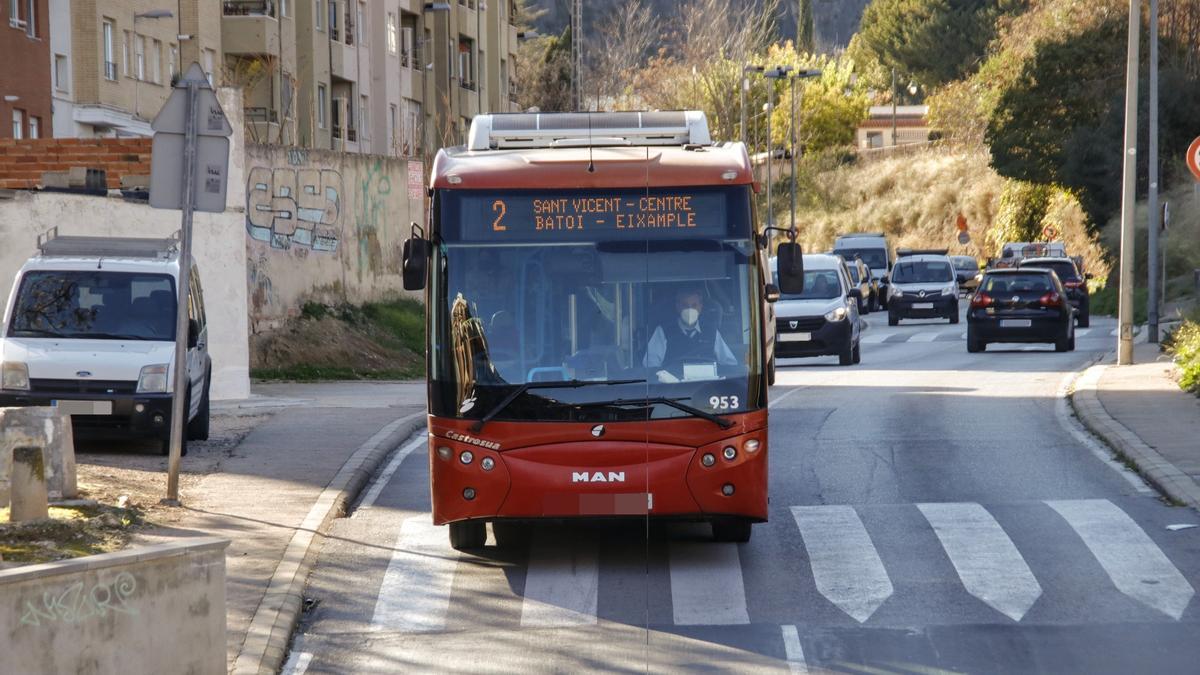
643,288,737,383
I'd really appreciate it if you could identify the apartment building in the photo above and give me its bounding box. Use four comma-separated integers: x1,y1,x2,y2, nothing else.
48,0,221,137
223,0,520,156
2,0,53,139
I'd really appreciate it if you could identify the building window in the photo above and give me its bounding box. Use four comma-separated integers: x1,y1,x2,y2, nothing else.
359,94,368,138
28,116,39,139
281,74,293,119
403,98,421,156
280,0,289,17
135,34,146,80
328,0,337,40
458,37,474,90
151,39,162,83
169,44,178,78
400,17,415,68
123,30,130,76
12,109,24,139
10,0,34,35
315,0,322,30
54,54,69,92
389,103,397,150
386,13,397,55
356,1,364,46
102,20,116,80
203,48,215,85
8,1,18,27
317,84,327,128
867,132,883,149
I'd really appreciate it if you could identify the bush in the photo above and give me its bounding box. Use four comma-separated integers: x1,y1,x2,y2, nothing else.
1164,320,1200,396
1090,283,1147,324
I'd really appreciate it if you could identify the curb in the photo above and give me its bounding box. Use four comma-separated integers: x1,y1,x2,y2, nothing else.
1069,364,1200,511
230,411,426,675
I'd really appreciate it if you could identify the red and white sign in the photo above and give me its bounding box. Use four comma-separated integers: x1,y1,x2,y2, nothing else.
1188,136,1200,181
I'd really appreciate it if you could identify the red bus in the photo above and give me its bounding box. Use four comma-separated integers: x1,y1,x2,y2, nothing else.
402,111,804,550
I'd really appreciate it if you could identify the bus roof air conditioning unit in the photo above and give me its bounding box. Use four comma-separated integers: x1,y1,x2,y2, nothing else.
468,111,712,151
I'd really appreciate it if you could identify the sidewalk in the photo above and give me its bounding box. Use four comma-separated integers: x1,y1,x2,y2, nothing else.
1072,342,1200,509
135,383,426,674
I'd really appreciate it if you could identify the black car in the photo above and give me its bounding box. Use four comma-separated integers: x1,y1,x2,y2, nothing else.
967,268,1075,352
951,256,981,293
1017,257,1091,327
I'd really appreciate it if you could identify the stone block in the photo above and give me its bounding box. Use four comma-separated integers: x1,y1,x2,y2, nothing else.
0,407,77,507
10,446,48,522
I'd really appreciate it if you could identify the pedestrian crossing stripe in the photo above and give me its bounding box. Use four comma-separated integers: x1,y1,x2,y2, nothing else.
367,500,1194,632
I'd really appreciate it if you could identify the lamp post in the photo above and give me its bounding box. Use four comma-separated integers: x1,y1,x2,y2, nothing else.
1147,0,1161,343
132,9,173,126
1116,0,1140,365
786,69,821,231
763,66,793,233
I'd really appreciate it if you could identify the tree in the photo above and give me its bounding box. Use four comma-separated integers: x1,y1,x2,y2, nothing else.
857,0,1022,89
797,0,815,54
515,27,573,112
585,0,660,109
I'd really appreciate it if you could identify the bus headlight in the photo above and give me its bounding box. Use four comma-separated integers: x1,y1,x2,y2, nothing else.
744,439,760,453
437,446,452,461
1,361,29,391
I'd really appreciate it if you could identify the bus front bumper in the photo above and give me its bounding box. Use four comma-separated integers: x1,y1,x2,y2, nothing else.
428,432,768,525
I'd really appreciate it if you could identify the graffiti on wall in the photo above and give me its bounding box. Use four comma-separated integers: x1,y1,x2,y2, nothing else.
355,159,391,280
20,572,138,627
246,167,344,253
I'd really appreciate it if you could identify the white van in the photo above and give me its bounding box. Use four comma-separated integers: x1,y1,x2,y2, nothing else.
832,232,892,308
0,232,211,455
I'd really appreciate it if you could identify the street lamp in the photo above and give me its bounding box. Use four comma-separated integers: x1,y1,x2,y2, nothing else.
762,66,793,233
132,9,174,125
785,69,821,232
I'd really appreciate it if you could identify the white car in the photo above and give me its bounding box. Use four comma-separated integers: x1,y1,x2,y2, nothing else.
771,254,863,366
886,249,960,326
0,233,211,455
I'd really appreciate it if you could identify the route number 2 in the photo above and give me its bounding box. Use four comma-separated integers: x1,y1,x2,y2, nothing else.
492,200,507,231
709,395,740,410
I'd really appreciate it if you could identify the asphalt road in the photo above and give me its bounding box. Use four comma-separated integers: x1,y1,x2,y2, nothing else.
283,309,1200,674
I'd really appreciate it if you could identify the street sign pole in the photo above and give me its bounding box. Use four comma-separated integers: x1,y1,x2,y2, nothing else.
1116,0,1140,365
1147,0,1160,343
164,78,199,505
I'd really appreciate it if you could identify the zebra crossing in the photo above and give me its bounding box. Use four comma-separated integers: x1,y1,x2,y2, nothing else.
367,499,1195,634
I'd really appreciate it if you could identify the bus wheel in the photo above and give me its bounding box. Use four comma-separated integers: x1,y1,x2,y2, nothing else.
491,520,529,548
712,519,752,543
449,521,486,550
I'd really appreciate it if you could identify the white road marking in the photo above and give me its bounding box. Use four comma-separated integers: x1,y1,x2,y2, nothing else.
910,331,941,343
861,332,890,344
281,651,313,675
918,502,1042,621
669,541,751,625
1057,369,1152,493
770,386,808,408
520,532,599,627
780,625,809,674
355,432,428,513
371,515,461,632
1075,328,1091,337
791,505,893,623
1047,499,1195,619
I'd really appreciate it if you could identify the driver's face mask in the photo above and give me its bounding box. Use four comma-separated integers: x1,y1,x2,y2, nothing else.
680,307,700,326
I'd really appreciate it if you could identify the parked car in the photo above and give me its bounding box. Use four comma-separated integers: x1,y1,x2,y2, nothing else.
1017,257,1091,327
990,241,1069,269
833,232,891,309
951,256,982,294
0,232,211,455
837,255,874,314
967,268,1075,352
886,249,959,325
771,254,863,366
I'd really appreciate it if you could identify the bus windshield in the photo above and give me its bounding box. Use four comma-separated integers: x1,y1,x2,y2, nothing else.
429,186,764,423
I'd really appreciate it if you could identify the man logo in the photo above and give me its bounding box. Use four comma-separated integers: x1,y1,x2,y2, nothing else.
591,424,605,438
789,320,798,329
572,471,626,483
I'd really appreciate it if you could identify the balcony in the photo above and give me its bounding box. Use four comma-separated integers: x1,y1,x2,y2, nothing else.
244,107,279,124
330,42,357,81
222,2,281,56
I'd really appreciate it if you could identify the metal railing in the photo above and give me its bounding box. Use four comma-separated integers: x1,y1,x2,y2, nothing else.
223,0,275,17
244,107,279,123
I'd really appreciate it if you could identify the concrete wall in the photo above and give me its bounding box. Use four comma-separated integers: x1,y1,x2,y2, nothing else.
243,144,425,332
0,88,250,400
0,538,229,675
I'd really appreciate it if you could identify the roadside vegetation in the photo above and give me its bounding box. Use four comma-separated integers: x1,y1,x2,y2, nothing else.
0,503,143,565
1164,310,1200,396
250,299,425,381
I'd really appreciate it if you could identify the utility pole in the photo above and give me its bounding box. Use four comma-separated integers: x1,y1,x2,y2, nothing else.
1116,0,1141,365
571,0,582,111
1147,0,1161,343
891,67,898,146
788,69,822,233
763,66,793,232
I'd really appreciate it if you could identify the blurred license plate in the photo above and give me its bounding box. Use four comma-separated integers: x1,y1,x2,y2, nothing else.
53,400,113,415
780,332,812,342
1000,319,1032,328
913,302,934,309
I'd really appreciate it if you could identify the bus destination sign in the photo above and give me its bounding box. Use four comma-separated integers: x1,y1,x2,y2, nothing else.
453,190,729,241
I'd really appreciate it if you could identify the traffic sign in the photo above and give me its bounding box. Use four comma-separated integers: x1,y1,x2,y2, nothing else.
955,213,968,232
149,63,231,213
957,231,970,245
1041,224,1060,240
1188,137,1200,181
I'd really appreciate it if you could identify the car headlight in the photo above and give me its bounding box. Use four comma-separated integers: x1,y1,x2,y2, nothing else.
136,364,170,393
1,361,30,391
888,285,902,298
942,285,956,296
824,307,847,322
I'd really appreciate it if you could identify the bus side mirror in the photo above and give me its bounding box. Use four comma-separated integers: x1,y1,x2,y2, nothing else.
402,222,429,291
777,242,804,295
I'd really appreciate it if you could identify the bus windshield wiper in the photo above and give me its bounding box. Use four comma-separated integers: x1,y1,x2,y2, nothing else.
584,396,735,430
471,378,646,432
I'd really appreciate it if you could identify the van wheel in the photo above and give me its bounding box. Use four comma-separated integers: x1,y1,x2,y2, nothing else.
187,374,210,441
949,305,960,324
1055,332,1072,352
967,327,984,353
839,338,854,366
1077,309,1090,328
851,341,861,364
767,357,776,386
449,521,487,551
887,311,899,327
712,519,752,543
491,521,530,548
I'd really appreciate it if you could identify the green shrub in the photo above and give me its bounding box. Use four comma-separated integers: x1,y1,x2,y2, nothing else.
1089,283,1147,324
1165,320,1200,396
300,301,328,320
363,299,426,354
